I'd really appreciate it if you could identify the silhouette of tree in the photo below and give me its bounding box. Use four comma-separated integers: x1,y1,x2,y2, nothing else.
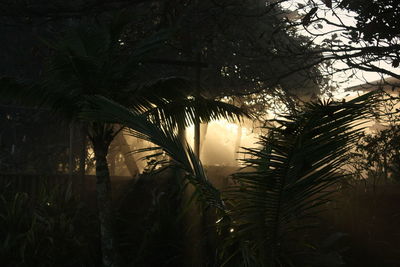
284,0,400,80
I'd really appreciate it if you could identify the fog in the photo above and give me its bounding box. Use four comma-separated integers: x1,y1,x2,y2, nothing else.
99,119,261,176
186,119,260,166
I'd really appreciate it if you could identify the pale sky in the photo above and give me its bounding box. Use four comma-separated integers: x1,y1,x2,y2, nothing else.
281,0,400,91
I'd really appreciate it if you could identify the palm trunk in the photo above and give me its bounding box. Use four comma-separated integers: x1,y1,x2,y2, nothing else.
93,139,119,267
194,120,200,158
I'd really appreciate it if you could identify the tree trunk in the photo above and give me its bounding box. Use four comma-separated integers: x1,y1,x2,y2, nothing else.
200,123,208,155
93,139,119,267
194,120,201,158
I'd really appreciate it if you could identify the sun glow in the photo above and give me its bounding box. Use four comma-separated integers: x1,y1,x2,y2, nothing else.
186,119,260,166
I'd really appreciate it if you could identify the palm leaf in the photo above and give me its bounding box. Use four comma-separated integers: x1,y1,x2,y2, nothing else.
80,95,225,210
136,76,250,131
220,91,380,266
146,96,250,130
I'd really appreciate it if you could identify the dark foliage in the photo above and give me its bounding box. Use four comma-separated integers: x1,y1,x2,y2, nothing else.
339,0,400,43
0,183,99,267
116,171,185,266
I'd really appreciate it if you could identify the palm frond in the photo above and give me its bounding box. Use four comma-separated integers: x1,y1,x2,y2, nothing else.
220,91,380,266
80,95,225,210
133,76,250,130
147,96,250,130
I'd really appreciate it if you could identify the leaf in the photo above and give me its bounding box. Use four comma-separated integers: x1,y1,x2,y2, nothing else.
322,0,332,8
219,90,379,265
80,95,227,211
302,7,318,26
392,59,400,68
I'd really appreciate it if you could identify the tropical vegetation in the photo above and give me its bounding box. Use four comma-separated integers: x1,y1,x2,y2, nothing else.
0,1,399,267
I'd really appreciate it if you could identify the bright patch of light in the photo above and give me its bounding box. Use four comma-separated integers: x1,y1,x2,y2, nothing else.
186,119,260,166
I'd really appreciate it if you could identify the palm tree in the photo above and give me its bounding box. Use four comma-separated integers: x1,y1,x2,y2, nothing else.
80,95,230,208
218,91,379,266
0,14,248,267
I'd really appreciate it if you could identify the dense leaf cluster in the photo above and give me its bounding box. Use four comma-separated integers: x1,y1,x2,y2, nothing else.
339,0,400,43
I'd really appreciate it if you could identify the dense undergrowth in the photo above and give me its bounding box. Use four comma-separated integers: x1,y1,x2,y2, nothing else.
0,184,100,266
